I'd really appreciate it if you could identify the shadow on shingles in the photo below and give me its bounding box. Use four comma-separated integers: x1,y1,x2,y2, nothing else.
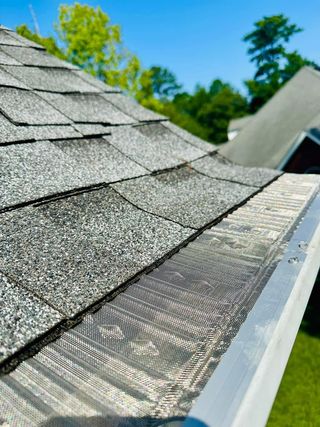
40,415,207,427
300,269,320,338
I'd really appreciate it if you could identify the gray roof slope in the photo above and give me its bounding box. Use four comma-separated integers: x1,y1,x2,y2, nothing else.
222,67,320,168
228,115,253,132
0,28,287,368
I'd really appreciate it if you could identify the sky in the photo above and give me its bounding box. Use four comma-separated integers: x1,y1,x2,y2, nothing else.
0,0,319,93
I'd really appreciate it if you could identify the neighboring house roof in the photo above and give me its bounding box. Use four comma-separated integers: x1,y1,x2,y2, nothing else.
0,28,319,427
227,115,253,140
222,67,320,168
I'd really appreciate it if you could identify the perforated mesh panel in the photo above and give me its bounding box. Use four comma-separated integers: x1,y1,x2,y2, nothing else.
0,174,319,427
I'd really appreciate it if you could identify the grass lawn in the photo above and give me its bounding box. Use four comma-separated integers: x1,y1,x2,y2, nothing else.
267,331,320,426
267,280,320,427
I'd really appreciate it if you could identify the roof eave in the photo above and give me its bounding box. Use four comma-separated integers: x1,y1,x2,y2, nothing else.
183,192,320,427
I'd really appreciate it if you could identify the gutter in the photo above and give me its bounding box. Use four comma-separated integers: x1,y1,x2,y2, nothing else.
183,193,320,427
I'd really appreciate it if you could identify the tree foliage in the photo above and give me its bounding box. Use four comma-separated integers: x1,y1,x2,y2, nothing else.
16,6,317,144
173,80,249,143
18,3,144,96
243,14,317,111
148,66,182,99
16,24,65,59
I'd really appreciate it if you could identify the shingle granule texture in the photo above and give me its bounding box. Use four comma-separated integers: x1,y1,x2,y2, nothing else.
112,168,256,229
0,29,44,49
1,66,99,93
162,120,217,153
0,29,28,47
0,188,192,315
0,88,70,125
0,113,80,144
37,92,135,124
0,271,63,362
0,45,77,69
102,93,166,122
0,141,91,209
73,69,120,93
72,123,110,136
192,154,281,187
105,125,204,171
0,66,29,89
53,138,148,183
0,47,22,65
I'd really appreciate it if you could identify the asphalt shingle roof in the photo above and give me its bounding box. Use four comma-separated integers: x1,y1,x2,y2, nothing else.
0,27,292,369
112,168,256,228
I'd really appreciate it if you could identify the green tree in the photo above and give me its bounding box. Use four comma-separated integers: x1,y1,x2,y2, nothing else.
16,24,65,59
148,66,182,99
244,14,317,112
17,3,143,96
173,80,248,143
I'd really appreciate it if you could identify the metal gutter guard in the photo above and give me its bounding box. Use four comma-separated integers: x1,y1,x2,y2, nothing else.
185,191,320,427
0,174,319,426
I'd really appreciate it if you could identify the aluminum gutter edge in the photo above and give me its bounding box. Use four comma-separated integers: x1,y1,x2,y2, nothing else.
183,193,320,427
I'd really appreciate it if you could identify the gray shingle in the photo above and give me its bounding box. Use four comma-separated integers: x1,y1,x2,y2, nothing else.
0,141,92,209
37,92,135,124
105,125,204,172
0,45,77,69
73,69,120,93
102,93,166,122
112,168,256,228
192,154,281,187
0,65,30,89
72,123,110,136
53,138,148,183
26,125,81,141
0,29,28,47
3,31,45,49
162,121,217,153
0,271,63,362
0,189,192,315
0,113,80,144
0,47,21,65
1,66,99,93
0,87,70,125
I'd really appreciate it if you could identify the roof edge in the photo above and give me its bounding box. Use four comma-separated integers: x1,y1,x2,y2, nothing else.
183,192,320,427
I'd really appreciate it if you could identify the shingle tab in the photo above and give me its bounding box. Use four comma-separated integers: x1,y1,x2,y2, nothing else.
0,87,70,125
0,45,77,69
0,113,80,144
1,66,99,93
0,271,63,362
0,141,91,209
0,47,21,65
0,189,192,315
112,168,256,228
105,125,204,171
4,31,45,49
192,154,281,187
72,123,110,136
0,65,30,89
102,93,166,122
37,92,135,124
162,120,217,152
0,29,28,47
74,69,120,93
53,138,148,183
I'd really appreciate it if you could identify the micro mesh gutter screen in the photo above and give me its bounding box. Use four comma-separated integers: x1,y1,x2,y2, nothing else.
0,174,319,427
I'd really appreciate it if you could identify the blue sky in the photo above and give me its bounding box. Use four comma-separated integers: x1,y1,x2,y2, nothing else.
1,1,319,93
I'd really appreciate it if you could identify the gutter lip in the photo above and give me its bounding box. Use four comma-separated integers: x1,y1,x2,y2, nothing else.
183,192,320,427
